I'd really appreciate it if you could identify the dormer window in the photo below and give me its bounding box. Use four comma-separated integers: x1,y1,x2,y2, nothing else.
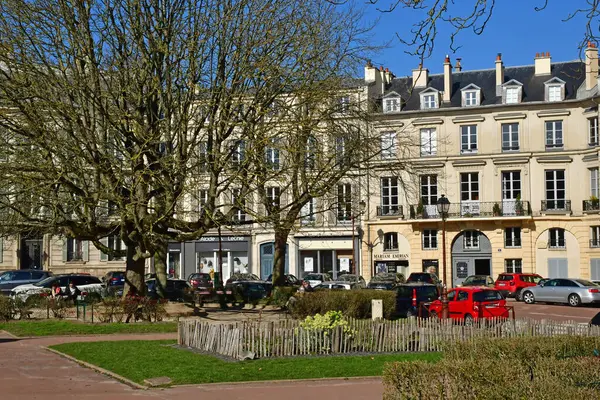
502,80,523,105
461,84,481,107
544,78,565,102
420,88,440,110
384,98,401,113
423,94,437,109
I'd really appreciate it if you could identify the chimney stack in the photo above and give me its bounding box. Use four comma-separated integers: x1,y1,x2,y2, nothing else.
443,55,452,103
364,60,384,97
455,58,462,72
495,53,504,95
586,42,599,90
412,63,429,88
534,52,551,75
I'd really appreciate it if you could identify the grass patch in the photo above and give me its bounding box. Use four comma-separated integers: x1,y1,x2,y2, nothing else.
50,340,441,385
0,320,177,337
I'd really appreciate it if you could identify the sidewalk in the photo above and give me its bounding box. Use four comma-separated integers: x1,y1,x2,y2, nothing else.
0,332,383,400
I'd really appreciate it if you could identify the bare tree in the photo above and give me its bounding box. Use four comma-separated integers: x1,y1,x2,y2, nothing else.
0,0,374,294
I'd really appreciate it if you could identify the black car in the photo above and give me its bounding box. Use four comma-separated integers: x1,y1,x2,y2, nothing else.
367,272,406,290
230,281,272,301
406,272,441,285
146,278,193,302
395,283,439,318
265,274,301,287
187,273,213,291
0,270,52,296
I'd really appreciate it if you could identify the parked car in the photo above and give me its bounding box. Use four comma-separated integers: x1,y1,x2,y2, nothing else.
302,273,332,287
314,282,348,290
336,274,367,289
367,272,406,290
230,281,272,301
102,271,126,287
187,273,213,292
265,274,301,287
459,275,495,288
428,287,509,324
494,273,543,301
395,283,439,318
146,278,194,302
406,272,441,285
0,270,53,296
11,274,103,302
522,278,600,307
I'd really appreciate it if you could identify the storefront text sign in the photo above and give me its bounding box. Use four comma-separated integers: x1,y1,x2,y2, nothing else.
374,253,409,260
340,258,350,272
199,236,248,242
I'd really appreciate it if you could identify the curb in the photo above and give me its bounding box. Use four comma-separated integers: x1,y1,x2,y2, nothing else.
171,375,382,389
0,330,20,339
45,347,148,390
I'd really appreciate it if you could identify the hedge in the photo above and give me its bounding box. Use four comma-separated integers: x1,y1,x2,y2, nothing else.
383,336,600,400
289,289,396,319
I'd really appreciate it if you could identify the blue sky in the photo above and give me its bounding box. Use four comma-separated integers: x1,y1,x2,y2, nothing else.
361,1,590,76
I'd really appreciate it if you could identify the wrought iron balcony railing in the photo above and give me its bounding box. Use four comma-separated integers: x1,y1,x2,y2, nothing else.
377,205,404,217
409,200,531,219
541,200,571,213
583,200,600,213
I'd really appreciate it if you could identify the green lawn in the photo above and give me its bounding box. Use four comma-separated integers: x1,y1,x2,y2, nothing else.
50,340,441,385
0,320,177,336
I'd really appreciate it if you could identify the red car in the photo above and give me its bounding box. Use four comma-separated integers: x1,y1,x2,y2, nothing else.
494,273,543,301
428,287,509,325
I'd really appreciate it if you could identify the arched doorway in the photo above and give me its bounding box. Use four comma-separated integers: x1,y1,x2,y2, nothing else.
259,242,289,280
451,230,492,286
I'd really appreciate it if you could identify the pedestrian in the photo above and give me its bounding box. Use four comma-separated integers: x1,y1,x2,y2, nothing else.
64,280,81,303
50,283,62,299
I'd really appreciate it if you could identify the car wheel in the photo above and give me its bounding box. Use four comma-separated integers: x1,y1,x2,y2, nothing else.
464,314,474,326
523,291,535,304
515,289,523,302
568,293,581,307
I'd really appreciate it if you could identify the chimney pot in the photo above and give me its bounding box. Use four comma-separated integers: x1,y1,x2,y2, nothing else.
536,53,539,58
547,52,550,57
379,65,384,71
496,53,502,61
444,54,450,63
385,67,389,72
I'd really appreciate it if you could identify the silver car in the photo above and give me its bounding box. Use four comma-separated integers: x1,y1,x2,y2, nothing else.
522,278,600,307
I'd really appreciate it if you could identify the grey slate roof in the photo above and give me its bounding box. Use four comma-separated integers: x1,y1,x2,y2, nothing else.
383,61,586,111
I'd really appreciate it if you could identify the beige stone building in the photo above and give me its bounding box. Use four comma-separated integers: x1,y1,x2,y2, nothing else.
360,46,600,287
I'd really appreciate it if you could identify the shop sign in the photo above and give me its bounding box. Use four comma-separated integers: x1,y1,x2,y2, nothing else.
340,258,350,272
304,257,314,272
199,236,247,242
374,253,409,260
456,262,468,278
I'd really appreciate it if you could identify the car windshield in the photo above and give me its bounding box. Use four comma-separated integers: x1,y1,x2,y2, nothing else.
473,290,503,302
397,286,438,299
497,275,513,281
338,275,358,282
34,276,56,287
464,276,487,285
407,274,433,283
371,273,395,282
304,274,323,280
0,271,16,281
575,279,597,287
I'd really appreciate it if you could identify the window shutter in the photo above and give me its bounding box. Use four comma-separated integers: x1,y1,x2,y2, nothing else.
557,259,568,278
591,259,600,281
62,238,68,262
100,237,108,261
83,240,89,262
0,238,3,263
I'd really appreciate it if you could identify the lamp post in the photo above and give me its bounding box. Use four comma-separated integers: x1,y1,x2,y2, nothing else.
436,194,451,319
352,200,367,280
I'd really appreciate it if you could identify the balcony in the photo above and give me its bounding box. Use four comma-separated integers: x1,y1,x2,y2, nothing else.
583,200,600,213
541,200,571,214
377,205,404,218
409,200,531,219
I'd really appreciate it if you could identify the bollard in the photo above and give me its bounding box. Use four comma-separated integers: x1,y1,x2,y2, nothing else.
372,299,383,321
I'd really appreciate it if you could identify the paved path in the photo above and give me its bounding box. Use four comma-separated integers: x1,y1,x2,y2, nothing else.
508,299,600,322
0,332,383,400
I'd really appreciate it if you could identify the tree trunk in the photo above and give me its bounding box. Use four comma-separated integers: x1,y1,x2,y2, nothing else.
124,245,146,296
272,230,288,287
153,243,168,298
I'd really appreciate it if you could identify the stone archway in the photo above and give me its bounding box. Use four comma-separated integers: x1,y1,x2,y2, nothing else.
451,230,492,287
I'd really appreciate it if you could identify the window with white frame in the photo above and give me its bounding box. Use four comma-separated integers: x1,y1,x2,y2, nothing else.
420,175,438,206
231,188,246,222
422,230,438,250
590,117,599,146
338,96,350,114
505,227,522,248
335,137,349,166
106,235,124,261
265,140,280,170
265,187,280,215
501,123,519,151
305,135,317,170
545,170,566,210
384,98,400,113
548,85,562,102
591,168,599,198
198,189,208,213
66,238,84,261
545,120,563,149
460,125,478,153
231,140,246,164
300,198,317,224
505,87,519,104
464,91,478,106
463,230,480,249
549,228,566,249
381,177,399,215
420,128,437,156
505,259,523,274
381,131,397,159
337,183,352,222
199,141,208,172
591,226,600,248
422,94,437,109
384,232,399,251
460,172,479,201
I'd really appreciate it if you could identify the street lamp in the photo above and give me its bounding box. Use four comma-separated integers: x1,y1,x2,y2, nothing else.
352,200,367,280
436,194,450,319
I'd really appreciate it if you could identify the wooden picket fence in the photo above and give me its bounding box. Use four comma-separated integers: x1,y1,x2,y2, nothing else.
178,317,600,359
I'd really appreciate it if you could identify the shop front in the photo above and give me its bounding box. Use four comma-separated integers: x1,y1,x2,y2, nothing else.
297,237,354,280
373,254,409,277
